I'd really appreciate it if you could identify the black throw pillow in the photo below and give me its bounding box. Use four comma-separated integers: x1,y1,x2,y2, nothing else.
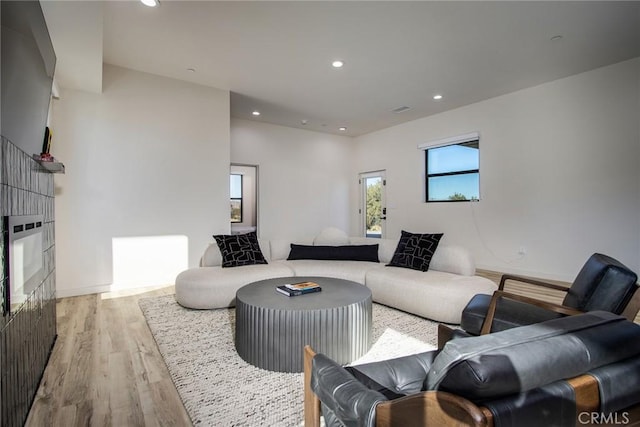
213,231,267,268
387,231,443,272
287,244,379,262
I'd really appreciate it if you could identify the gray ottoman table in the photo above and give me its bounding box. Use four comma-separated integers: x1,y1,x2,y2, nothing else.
235,276,372,373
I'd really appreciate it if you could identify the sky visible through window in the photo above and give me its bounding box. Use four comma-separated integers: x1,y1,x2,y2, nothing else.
230,174,242,198
427,143,479,201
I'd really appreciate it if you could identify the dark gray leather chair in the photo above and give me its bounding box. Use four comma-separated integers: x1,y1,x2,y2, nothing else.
304,311,640,427
460,253,639,336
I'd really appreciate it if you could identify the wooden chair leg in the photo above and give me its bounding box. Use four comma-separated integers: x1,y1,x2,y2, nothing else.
304,345,321,427
622,289,640,322
437,324,455,349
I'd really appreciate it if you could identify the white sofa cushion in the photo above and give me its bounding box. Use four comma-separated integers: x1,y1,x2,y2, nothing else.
365,267,497,324
179,232,493,323
313,227,350,245
280,260,381,285
349,238,474,276
429,245,476,276
201,243,221,266
269,239,313,261
175,263,294,309
349,237,398,264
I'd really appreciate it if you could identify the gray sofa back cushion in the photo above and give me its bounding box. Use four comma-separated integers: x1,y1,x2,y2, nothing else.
426,311,640,400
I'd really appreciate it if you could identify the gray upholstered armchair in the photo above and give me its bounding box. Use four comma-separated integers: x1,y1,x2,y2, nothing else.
304,311,640,427
459,253,639,338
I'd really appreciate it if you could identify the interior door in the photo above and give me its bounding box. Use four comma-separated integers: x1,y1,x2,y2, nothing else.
230,164,259,235
359,171,386,238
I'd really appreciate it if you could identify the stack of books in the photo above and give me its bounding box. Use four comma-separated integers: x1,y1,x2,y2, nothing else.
276,281,322,297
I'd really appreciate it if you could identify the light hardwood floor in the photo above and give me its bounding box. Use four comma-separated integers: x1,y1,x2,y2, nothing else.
26,286,192,427
25,272,639,426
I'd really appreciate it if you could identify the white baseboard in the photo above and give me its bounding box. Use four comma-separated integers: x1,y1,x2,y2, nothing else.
56,283,173,298
56,284,113,298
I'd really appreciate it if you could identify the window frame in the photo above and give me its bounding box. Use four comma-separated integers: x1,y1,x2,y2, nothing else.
230,174,243,223
423,136,480,203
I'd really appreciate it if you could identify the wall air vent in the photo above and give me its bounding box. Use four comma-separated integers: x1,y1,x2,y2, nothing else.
391,106,411,113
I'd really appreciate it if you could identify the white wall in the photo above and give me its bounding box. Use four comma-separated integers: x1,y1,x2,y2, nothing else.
231,119,354,241
352,58,640,281
52,65,230,296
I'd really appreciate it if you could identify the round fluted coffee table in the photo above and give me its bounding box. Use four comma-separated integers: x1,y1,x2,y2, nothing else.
235,276,372,373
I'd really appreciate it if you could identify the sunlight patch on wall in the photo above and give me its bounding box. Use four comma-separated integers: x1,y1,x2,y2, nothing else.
112,235,188,289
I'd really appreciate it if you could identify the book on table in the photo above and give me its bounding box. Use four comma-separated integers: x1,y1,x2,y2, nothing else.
276,281,322,297
284,281,320,291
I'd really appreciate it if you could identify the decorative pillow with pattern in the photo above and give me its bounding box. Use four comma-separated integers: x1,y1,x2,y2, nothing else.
387,231,443,272
213,232,268,268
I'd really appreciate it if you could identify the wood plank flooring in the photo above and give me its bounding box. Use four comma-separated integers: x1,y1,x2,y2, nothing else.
26,286,192,427
25,272,640,426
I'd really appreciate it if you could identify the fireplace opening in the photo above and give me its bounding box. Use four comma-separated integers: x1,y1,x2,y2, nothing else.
6,215,44,312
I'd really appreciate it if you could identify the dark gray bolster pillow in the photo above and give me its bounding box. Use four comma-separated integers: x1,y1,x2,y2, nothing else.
287,244,379,262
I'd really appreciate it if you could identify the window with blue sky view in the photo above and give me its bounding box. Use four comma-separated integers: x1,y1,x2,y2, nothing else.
426,140,479,201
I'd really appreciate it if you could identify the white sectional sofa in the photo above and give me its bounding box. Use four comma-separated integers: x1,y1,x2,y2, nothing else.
175,230,497,324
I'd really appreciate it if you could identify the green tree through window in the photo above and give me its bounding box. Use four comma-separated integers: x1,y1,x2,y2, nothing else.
366,179,382,233
230,174,242,222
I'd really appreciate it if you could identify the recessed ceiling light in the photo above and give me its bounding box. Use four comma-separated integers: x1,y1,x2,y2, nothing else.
187,68,196,73
140,0,159,7
252,111,260,116
433,94,443,101
331,60,344,68
338,127,347,131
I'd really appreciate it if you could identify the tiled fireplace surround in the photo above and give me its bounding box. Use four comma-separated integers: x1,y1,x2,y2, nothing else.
0,136,57,426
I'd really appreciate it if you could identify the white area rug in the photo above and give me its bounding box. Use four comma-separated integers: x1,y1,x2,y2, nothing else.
139,295,439,426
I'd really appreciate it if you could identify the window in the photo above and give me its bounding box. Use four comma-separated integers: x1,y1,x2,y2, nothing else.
230,174,243,222
422,134,479,202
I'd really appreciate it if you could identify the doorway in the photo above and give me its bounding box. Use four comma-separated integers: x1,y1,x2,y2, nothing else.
359,170,386,238
230,164,259,235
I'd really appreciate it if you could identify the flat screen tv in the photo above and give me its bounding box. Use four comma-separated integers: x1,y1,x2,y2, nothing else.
1,0,56,155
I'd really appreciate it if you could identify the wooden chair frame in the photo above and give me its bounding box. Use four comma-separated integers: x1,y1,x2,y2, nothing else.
304,345,640,427
479,274,640,335
303,344,640,426
439,274,640,348
304,274,640,426
498,274,640,321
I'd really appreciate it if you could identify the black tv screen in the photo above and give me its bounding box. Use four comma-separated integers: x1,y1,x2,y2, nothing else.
1,0,56,155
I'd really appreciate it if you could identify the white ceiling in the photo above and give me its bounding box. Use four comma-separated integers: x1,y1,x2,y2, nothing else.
42,1,640,137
